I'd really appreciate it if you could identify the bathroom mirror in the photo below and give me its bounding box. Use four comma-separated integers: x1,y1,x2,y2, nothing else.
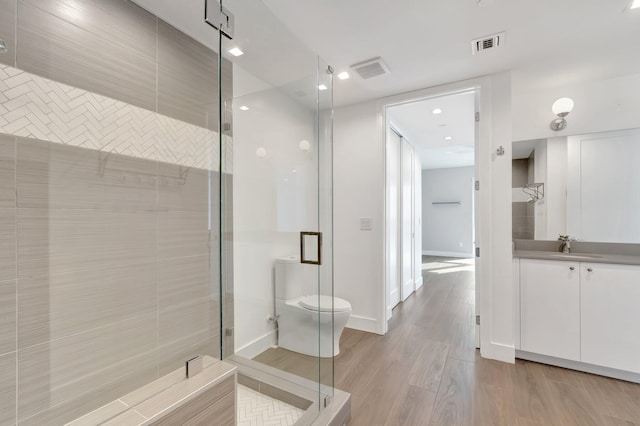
512,127,640,244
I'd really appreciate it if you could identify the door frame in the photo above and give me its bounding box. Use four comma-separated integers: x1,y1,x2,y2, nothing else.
379,81,489,355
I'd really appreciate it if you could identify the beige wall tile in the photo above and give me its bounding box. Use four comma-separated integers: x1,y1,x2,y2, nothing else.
0,0,15,67
17,0,157,111
157,163,210,213
0,280,15,356
17,364,156,426
0,209,15,283
0,133,15,208
0,351,16,425
16,138,157,211
17,208,156,278
101,410,146,426
157,210,209,259
18,262,156,349
158,255,211,306
136,367,235,421
157,20,217,130
120,368,185,408
65,400,129,426
158,332,218,377
18,312,157,421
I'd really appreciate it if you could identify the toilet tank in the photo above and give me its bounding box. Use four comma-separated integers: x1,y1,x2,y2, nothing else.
275,256,309,299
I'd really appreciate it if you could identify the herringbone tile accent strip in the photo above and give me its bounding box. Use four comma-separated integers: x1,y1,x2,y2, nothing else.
237,385,305,426
0,64,218,170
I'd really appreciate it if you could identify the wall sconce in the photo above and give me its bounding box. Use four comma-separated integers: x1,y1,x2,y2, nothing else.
550,97,574,131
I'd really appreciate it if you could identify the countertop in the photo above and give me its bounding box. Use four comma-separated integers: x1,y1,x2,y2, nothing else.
513,250,640,266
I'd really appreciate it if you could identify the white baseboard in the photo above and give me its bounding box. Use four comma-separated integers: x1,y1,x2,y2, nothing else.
481,342,515,364
346,315,379,334
516,350,640,384
422,250,474,258
235,330,277,359
415,276,424,290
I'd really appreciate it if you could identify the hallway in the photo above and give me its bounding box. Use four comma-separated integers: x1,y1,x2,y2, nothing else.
337,256,640,425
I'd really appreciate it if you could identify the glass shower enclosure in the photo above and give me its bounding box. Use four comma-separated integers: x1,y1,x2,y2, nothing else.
214,0,336,419
0,0,335,424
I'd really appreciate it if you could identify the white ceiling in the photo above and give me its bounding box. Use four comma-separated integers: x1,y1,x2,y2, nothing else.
387,92,475,170
131,0,640,172
132,0,640,108
263,0,640,106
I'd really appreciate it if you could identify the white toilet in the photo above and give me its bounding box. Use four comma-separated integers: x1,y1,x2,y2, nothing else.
275,256,351,358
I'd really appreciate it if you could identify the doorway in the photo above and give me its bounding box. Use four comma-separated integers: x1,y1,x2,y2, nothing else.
385,89,479,344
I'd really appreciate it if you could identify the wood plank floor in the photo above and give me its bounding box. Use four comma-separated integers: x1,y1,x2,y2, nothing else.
254,256,640,425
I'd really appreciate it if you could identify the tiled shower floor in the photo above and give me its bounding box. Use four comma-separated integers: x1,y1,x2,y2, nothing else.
237,384,305,426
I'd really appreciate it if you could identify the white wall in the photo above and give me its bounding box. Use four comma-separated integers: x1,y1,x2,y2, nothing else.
487,72,514,362
512,72,640,142
421,167,475,258
233,85,317,357
334,101,385,334
334,73,515,364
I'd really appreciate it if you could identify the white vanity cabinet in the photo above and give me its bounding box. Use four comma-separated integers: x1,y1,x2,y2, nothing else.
520,258,581,360
581,263,640,374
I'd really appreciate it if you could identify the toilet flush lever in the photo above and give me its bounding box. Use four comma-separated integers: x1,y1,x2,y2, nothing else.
300,231,322,265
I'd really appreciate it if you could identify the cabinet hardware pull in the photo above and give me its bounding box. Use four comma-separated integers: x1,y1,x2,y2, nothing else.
570,266,575,270
587,267,593,272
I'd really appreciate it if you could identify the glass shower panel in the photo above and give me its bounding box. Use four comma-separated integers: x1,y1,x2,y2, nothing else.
217,0,334,418
0,0,222,423
317,58,335,397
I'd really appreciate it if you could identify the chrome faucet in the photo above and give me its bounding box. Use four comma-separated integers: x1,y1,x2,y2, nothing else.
558,234,573,253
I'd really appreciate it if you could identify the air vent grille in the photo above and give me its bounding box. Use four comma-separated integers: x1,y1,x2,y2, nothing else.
350,57,390,80
472,32,505,55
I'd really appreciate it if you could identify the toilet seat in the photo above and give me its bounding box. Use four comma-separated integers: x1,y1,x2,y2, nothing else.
298,295,351,313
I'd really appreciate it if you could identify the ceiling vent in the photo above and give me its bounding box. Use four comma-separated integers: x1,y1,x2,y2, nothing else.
471,32,505,55
350,57,390,79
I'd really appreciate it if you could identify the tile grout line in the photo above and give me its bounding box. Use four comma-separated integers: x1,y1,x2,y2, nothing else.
13,4,18,425
13,0,16,66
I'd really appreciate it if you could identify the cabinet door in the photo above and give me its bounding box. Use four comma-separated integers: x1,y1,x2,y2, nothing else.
581,263,640,374
520,259,580,360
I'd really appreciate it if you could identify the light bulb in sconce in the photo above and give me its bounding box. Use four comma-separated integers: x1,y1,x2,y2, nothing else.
299,140,311,152
550,97,574,131
255,147,267,158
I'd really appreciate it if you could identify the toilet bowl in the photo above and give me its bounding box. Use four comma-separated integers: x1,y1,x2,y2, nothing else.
275,256,352,357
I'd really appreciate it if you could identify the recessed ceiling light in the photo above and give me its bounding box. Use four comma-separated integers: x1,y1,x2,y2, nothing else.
239,105,249,111
631,0,640,9
228,47,244,57
432,108,443,115
444,136,453,141
337,72,350,80
318,84,328,91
